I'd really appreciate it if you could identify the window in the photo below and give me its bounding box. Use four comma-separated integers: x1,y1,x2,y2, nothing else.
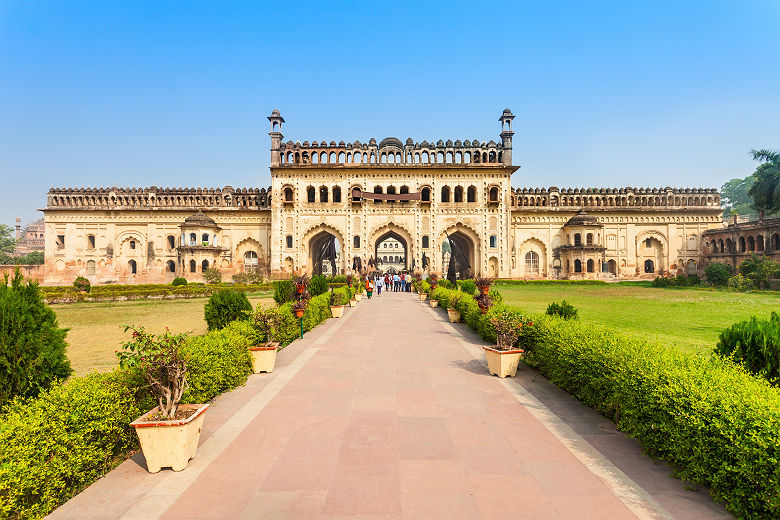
586,233,593,245
574,259,582,273
739,236,746,252
87,235,96,249
467,186,476,203
441,186,451,202
202,233,209,246
454,186,464,203
189,233,197,246
686,259,697,275
353,235,360,248
489,235,497,248
421,187,431,202
320,186,328,203
489,187,499,202
399,186,409,203
202,260,209,271
56,234,65,249
333,186,341,203
374,186,383,203
244,251,258,269
587,259,594,272
129,240,136,250
395,243,398,248
644,259,654,273
307,186,316,203
190,259,196,273
645,238,652,248
166,260,176,273
386,186,397,203
167,235,175,250
525,251,539,274
284,187,293,202
87,260,96,275
285,235,293,248
422,235,429,248
574,233,582,246
128,259,137,275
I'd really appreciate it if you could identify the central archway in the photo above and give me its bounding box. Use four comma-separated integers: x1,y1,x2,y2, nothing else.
309,231,341,276
438,223,481,278
375,231,408,271
302,224,346,276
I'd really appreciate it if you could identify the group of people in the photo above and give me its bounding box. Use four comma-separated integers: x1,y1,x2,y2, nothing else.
364,272,414,298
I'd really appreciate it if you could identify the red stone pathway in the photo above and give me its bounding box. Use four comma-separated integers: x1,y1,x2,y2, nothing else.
49,291,731,519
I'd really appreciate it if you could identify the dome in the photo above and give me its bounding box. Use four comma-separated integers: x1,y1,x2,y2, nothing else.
564,209,601,227
183,209,217,227
378,137,404,150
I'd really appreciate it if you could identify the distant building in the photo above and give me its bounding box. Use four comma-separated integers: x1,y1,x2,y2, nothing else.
702,213,780,269
14,217,45,255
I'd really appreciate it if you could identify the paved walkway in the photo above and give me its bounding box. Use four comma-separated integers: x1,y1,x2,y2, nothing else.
49,291,731,519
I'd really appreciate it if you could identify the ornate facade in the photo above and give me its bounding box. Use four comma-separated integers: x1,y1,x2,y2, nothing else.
41,109,724,284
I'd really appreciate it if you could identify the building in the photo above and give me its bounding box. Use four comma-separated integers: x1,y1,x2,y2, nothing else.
14,217,45,255
701,214,780,269
41,109,724,284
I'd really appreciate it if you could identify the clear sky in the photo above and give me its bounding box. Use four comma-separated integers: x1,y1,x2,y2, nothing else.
1,0,779,228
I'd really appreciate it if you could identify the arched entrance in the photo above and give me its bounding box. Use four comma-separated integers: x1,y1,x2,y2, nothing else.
309,231,341,276
444,231,476,279
374,231,408,272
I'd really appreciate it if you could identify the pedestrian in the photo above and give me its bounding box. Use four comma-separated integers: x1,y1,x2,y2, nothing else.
375,273,383,295
406,272,412,292
384,273,390,292
365,277,374,299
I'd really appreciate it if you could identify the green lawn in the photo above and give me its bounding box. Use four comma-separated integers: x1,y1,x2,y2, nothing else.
53,293,273,376
496,282,779,354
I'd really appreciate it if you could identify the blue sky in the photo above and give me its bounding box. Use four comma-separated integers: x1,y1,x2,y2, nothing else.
1,0,779,228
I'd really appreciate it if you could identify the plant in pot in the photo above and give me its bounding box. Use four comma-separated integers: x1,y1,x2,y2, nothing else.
119,326,207,473
475,293,492,313
329,289,346,318
353,279,365,302
429,273,438,290
447,293,462,322
475,276,493,295
294,274,310,296
292,299,307,318
483,309,531,378
418,281,429,301
249,307,281,373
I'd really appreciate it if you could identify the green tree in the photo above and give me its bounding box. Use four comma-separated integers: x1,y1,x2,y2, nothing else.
0,224,15,254
720,176,755,218
748,149,780,214
0,269,72,408
738,254,780,290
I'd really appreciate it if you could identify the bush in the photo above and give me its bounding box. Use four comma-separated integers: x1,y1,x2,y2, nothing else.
0,373,140,520
546,300,578,319
652,276,673,287
675,272,689,286
73,276,91,293
704,262,732,287
488,288,503,304
716,312,780,384
727,274,756,292
309,275,328,297
738,254,780,289
437,279,453,289
180,321,254,404
522,315,780,520
0,271,71,408
202,267,222,284
171,277,188,286
457,279,477,295
232,270,263,284
273,279,295,305
204,289,252,331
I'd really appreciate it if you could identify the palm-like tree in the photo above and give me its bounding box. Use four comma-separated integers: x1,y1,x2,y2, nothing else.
748,149,780,214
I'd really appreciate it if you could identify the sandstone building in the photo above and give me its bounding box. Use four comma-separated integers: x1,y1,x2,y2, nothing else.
41,109,724,284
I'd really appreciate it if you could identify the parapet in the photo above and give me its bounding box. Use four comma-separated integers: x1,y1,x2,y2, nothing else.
511,187,721,209
45,186,272,210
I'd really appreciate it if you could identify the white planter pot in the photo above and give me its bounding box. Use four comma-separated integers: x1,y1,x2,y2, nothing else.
349,299,357,307
249,343,279,373
483,347,525,378
131,403,209,473
429,300,439,308
447,309,461,322
419,293,428,301
355,293,363,302
330,305,345,318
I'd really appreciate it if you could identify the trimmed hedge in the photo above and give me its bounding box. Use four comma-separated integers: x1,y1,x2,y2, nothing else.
40,283,272,304
494,279,609,286
273,286,349,347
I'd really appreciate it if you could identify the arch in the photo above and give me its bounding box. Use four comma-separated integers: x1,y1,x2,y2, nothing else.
369,222,415,271
747,236,755,251
739,236,746,252
606,259,616,275
128,259,137,275
725,238,733,253
319,185,329,203
441,186,451,202
421,186,431,202
87,259,96,275
235,237,264,272
524,251,539,274
201,259,209,271
454,186,464,203
518,237,547,277
574,259,582,273
488,186,500,203
244,251,259,270
586,259,594,273
438,222,481,278
757,235,764,251
301,223,346,276
373,185,383,203
332,186,342,203
644,259,655,273
467,185,476,203
686,259,697,275
307,186,316,203
773,233,780,250
189,259,196,273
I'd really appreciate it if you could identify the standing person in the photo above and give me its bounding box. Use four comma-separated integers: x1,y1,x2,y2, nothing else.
406,272,412,292
384,273,390,292
401,273,407,292
394,273,400,291
365,277,374,299
376,273,383,295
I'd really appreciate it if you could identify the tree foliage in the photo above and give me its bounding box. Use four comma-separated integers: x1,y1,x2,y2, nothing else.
747,149,780,214
0,270,71,408
204,288,252,331
720,176,755,218
738,254,780,290
0,224,15,254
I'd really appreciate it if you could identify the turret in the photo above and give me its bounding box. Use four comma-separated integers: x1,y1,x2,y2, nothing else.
499,108,515,166
268,109,285,167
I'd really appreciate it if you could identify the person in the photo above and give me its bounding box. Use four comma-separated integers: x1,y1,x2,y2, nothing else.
393,273,400,291
365,277,374,299
406,272,412,292
384,273,390,292
375,273,383,295
400,273,406,292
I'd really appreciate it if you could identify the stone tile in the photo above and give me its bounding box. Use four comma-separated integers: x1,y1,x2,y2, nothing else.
322,476,401,516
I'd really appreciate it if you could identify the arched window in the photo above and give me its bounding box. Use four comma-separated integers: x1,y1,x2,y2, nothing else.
386,186,397,203
739,236,746,252
286,235,293,248
202,233,209,245
422,235,429,248
644,259,654,273
574,259,582,273
725,238,733,253
421,187,431,202
333,186,342,203
129,240,136,250
441,186,451,202
374,186,383,204
489,187,499,203
129,259,137,275
167,235,176,250
454,186,464,202
353,235,360,248
202,259,209,271
467,186,476,202
747,236,755,251
166,260,176,273
189,259,196,273
320,186,328,203
307,186,316,203
574,233,582,246
244,251,258,269
189,233,197,246
686,259,697,275
87,235,96,249
757,235,764,251
87,260,96,275
399,185,409,203
718,239,724,253
284,187,293,202
586,233,593,245
525,251,539,273
489,235,497,248
773,233,780,250
587,259,594,272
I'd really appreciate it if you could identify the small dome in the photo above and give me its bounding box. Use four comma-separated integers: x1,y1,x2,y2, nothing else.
564,209,601,227
378,137,404,149
503,108,512,115
271,109,281,116
183,209,217,227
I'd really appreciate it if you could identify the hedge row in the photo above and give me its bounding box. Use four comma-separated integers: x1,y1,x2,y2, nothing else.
273,286,350,347
427,286,780,519
494,279,609,286
0,320,257,520
40,283,272,304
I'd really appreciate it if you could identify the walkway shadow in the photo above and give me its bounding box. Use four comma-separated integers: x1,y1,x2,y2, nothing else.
451,358,489,376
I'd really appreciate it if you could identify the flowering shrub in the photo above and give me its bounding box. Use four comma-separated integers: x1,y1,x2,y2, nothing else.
116,326,190,419
253,306,282,344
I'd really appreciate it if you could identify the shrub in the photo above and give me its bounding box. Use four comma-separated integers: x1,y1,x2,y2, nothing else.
232,270,263,284
546,300,578,319
652,276,672,287
204,289,252,331
0,271,71,408
171,277,188,286
73,276,91,293
490,307,532,350
180,321,254,404
437,279,453,289
521,315,780,520
727,274,756,292
704,262,732,287
309,275,328,296
0,373,140,520
674,272,689,286
202,267,222,284
738,254,780,289
329,289,346,307
273,279,295,305
488,288,503,304
716,312,780,384
457,279,477,295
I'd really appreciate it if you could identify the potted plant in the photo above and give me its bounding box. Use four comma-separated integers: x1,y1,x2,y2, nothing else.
483,310,531,378
429,273,438,290
249,307,281,373
119,326,207,473
476,293,492,313
475,276,493,295
329,290,345,318
447,293,462,322
354,279,364,302
294,274,309,296
292,299,307,318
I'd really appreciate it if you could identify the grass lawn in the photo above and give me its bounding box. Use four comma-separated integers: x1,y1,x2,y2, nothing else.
496,282,779,354
54,293,273,376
